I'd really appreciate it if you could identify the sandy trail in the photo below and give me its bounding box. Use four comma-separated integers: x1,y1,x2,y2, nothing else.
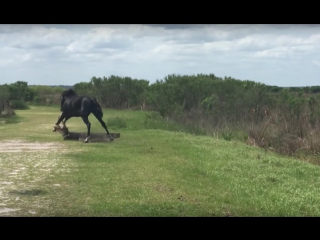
0,139,77,216
0,140,63,153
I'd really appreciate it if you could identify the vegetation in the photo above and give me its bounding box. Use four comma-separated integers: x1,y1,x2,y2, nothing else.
2,74,320,161
2,106,320,216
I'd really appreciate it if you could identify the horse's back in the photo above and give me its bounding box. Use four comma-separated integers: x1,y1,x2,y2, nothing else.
62,95,99,117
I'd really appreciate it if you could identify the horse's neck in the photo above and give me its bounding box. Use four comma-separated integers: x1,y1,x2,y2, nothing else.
68,94,78,99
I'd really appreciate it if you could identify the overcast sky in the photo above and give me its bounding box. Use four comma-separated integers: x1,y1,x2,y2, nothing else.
0,24,319,87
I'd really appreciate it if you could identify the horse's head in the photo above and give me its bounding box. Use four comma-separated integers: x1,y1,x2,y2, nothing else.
60,89,77,111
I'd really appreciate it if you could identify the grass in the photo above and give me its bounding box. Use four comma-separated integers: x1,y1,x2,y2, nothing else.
1,105,320,216
0,115,22,124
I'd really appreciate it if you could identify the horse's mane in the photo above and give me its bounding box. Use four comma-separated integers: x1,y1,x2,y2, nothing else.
61,88,77,98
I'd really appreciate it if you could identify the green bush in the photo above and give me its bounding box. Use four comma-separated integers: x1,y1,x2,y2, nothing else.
145,111,163,121
33,95,42,105
144,111,170,130
222,130,233,141
10,100,29,110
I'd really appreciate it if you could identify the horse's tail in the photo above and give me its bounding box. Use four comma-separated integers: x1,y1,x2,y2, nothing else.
91,98,103,118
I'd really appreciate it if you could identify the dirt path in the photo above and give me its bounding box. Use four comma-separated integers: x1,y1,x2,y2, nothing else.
0,140,63,153
0,139,77,216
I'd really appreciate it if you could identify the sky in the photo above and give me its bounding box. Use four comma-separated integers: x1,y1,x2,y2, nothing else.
0,24,320,87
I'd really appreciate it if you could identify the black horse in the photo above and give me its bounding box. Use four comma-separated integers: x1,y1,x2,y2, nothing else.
53,89,113,143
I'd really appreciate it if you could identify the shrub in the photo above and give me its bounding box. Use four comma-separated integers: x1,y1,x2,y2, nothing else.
10,100,29,110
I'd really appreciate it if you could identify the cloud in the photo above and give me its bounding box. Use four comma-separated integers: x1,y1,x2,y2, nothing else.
11,26,71,48
1,24,320,87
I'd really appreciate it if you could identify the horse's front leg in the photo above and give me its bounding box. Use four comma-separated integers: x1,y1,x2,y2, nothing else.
61,116,71,138
53,113,65,132
81,115,91,143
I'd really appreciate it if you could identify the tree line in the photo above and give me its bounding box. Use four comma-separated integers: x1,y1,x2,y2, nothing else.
2,74,320,158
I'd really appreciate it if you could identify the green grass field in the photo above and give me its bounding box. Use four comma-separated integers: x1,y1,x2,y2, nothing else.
1,106,320,216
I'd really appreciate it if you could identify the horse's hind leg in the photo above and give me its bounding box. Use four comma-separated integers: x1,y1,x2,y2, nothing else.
93,113,113,141
81,115,91,143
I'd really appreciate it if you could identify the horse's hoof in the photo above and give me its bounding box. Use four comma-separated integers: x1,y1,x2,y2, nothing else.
109,134,114,141
84,137,90,143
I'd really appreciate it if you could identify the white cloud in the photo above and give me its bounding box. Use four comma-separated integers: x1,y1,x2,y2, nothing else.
1,24,320,86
